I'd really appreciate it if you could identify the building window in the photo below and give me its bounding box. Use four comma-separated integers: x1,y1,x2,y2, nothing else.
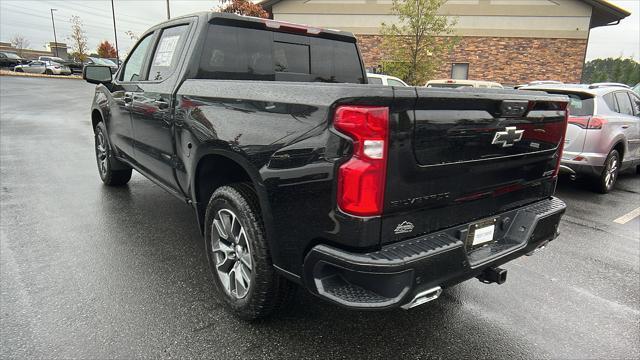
451,63,469,80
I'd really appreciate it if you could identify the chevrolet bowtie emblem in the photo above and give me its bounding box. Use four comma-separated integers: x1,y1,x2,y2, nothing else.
492,126,524,148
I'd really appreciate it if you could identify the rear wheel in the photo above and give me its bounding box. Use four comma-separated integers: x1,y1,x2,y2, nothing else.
14,68,22,72
94,122,132,186
204,183,296,320
45,69,53,75
595,149,620,193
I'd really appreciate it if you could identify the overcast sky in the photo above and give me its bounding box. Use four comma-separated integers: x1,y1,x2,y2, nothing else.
0,0,638,61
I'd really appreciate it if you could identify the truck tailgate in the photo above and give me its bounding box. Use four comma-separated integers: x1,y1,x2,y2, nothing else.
382,88,568,244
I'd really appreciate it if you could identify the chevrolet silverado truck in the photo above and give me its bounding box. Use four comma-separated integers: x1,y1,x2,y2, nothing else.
84,12,568,320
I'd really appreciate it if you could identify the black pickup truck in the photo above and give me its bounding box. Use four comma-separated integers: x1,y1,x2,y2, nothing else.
84,12,568,319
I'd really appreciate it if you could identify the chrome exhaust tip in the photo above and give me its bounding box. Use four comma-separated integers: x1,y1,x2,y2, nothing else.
400,286,442,310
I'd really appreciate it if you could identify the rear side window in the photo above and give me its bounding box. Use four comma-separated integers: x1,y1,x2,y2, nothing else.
388,79,405,87
603,92,619,112
148,25,189,82
614,92,634,116
197,24,364,83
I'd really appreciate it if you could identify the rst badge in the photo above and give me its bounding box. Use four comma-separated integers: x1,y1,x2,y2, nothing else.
394,221,415,234
492,126,524,148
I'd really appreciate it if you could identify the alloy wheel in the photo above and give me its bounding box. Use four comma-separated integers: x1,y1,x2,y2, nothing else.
95,131,108,177
211,209,253,299
604,156,618,190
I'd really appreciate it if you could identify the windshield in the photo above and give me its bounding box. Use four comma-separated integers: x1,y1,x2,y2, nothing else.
3,52,21,59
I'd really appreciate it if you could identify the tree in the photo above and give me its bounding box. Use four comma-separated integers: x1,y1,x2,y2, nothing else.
218,0,269,18
582,57,640,86
68,15,89,62
97,40,117,58
380,0,458,85
9,34,30,57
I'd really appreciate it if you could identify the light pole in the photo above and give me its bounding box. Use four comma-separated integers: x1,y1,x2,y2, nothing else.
166,0,170,19
110,0,119,64
50,8,58,57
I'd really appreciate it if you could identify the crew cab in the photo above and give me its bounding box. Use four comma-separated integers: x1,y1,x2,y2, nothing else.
84,12,568,320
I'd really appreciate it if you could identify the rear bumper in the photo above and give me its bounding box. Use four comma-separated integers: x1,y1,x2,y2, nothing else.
561,151,607,176
303,197,566,309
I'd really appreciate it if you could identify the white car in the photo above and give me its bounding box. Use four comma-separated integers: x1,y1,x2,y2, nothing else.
367,73,409,86
425,79,503,89
14,60,72,75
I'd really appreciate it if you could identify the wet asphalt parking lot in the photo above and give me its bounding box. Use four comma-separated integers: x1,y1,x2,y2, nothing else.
1,76,639,359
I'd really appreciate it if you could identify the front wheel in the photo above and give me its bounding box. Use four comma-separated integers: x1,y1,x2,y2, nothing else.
595,149,620,193
45,69,53,75
204,183,296,320
94,122,132,186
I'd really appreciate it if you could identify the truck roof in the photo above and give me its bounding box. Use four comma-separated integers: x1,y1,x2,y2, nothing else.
147,12,356,42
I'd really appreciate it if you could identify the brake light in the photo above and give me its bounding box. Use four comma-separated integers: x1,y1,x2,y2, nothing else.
552,108,569,177
334,106,389,216
265,20,321,34
568,116,606,129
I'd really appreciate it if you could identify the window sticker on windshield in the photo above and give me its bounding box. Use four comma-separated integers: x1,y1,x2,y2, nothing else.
153,35,180,67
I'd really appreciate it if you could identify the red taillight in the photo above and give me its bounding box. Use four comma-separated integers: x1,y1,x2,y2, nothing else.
568,116,606,129
334,106,389,216
265,20,321,34
552,108,569,177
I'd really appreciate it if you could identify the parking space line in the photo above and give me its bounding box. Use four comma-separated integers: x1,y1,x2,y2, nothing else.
613,207,640,225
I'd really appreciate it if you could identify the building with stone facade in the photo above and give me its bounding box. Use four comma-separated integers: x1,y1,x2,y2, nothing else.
259,0,630,85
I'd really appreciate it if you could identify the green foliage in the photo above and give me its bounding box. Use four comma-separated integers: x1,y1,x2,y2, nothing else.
380,0,458,86
582,57,640,86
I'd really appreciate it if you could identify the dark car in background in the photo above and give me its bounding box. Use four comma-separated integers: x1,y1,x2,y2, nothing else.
0,51,25,69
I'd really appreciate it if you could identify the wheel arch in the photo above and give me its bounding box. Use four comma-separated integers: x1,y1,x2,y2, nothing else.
191,149,275,251
611,140,625,161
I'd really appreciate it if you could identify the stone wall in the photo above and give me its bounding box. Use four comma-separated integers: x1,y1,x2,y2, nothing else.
357,35,587,85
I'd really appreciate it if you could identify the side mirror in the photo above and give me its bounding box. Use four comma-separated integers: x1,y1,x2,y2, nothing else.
83,65,112,85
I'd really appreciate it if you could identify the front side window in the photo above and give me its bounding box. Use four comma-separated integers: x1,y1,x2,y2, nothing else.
149,25,189,81
629,93,640,116
614,91,634,116
388,79,405,87
367,77,383,84
121,34,153,82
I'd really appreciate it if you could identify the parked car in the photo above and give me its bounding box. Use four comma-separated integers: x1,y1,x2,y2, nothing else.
367,73,408,86
86,57,118,72
14,60,72,75
521,83,640,193
84,12,568,320
515,81,564,89
38,55,83,74
425,79,503,89
0,51,25,68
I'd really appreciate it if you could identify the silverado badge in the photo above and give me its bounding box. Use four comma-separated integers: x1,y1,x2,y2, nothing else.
492,126,524,148
394,221,415,234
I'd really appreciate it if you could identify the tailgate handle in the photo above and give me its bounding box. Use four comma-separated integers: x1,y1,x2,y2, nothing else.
500,100,528,117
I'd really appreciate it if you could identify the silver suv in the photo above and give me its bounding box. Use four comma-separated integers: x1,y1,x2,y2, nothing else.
522,83,640,193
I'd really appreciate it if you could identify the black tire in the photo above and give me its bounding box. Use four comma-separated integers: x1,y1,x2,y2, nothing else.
594,149,620,194
94,122,132,186
45,69,53,75
14,68,23,72
204,183,296,320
